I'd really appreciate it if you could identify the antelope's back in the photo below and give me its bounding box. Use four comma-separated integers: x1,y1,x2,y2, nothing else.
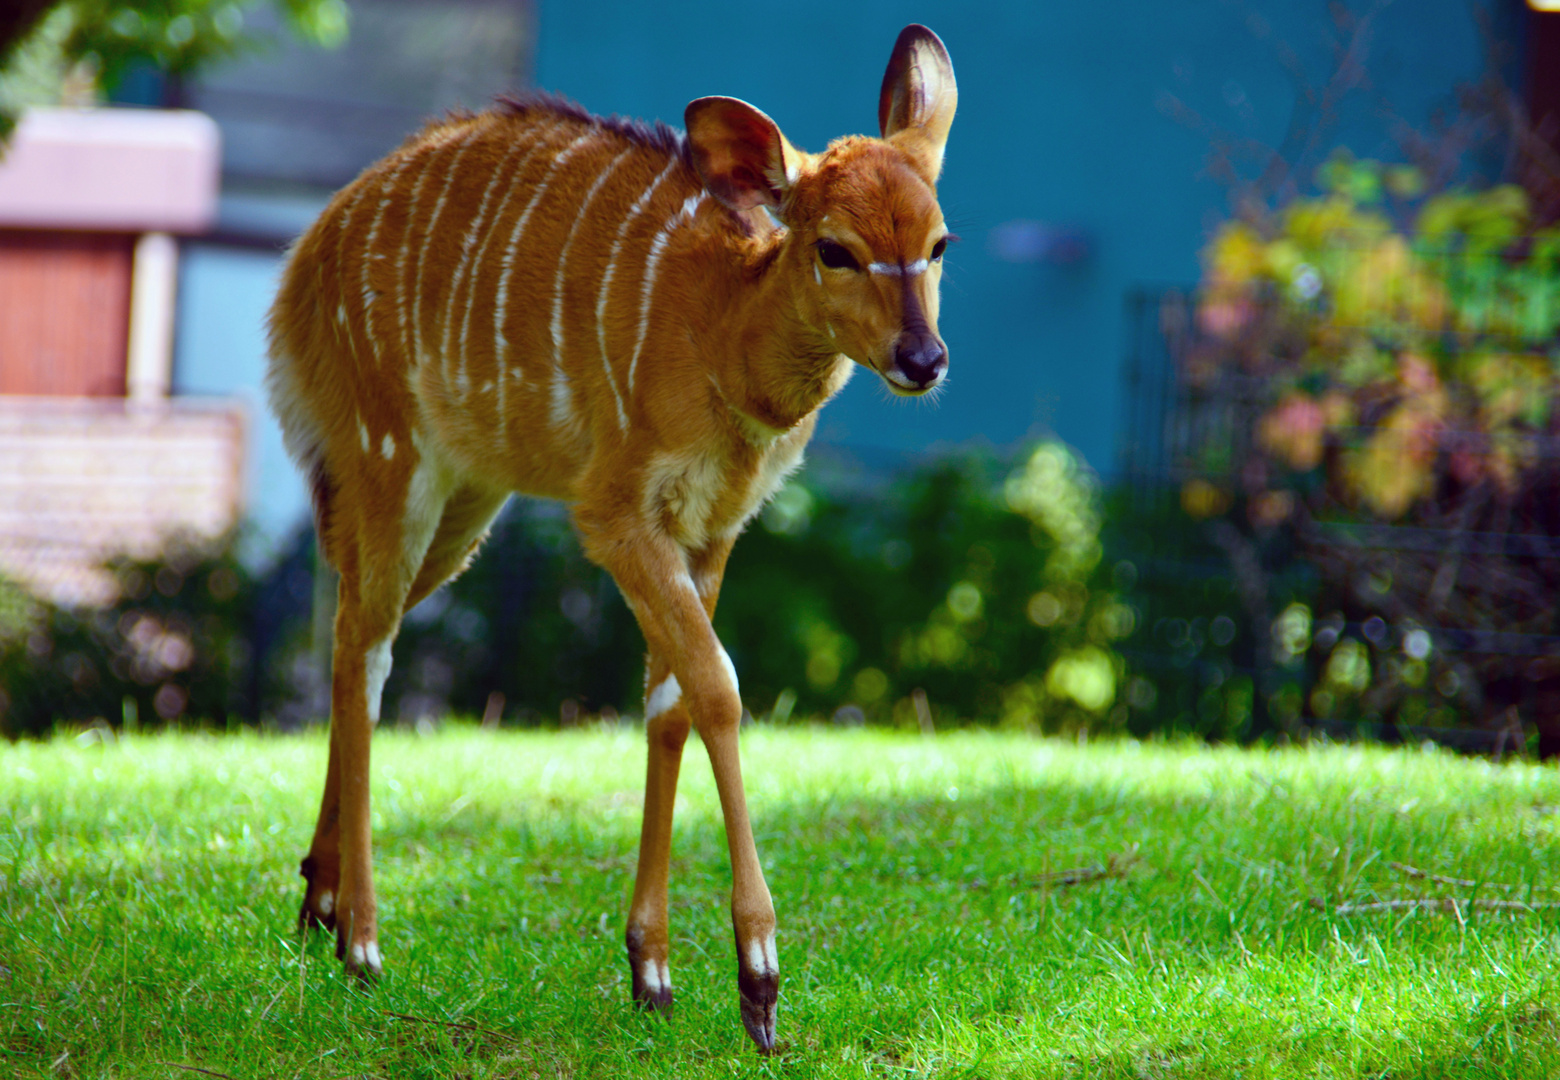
265,97,707,502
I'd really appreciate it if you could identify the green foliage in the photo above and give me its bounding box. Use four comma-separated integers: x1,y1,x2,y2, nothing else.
0,444,1139,736
7,727,1560,1077
384,501,644,725
717,444,1132,731
64,0,346,89
0,538,256,737
0,0,347,130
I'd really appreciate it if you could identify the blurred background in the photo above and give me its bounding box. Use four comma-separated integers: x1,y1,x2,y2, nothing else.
0,0,1556,753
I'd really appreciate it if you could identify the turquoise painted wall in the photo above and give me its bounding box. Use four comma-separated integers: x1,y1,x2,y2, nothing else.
533,1,1497,471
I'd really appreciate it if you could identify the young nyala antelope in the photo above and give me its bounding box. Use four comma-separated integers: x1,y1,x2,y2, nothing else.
266,23,957,1053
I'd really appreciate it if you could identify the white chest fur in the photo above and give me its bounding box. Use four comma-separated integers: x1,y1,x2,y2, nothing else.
642,431,807,551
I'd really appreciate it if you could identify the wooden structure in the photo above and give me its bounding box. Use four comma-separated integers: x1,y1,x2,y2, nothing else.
0,107,240,605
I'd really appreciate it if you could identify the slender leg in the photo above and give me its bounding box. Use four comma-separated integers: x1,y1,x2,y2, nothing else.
700,706,778,1051
299,739,342,931
626,654,690,1011
624,538,734,1013
580,521,778,1052
331,599,394,977
301,457,470,978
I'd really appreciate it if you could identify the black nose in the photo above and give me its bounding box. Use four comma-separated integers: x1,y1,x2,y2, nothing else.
893,334,947,388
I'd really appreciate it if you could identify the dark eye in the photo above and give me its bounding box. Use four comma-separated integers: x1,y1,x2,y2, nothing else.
815,239,859,271
930,237,948,261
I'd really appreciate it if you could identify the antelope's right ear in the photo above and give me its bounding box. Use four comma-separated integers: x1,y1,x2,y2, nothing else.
685,96,804,213
878,24,957,181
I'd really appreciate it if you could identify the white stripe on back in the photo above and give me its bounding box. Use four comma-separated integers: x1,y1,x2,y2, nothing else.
492,130,597,440
595,157,679,431
359,155,414,366
546,146,633,434
441,132,535,394
396,139,457,365
333,182,370,347
413,128,478,374
628,192,705,394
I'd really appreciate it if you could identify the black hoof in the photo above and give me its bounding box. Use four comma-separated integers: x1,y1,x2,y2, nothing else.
738,967,778,1054
297,855,337,933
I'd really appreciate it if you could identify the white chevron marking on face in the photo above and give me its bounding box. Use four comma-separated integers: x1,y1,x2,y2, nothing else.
867,259,929,278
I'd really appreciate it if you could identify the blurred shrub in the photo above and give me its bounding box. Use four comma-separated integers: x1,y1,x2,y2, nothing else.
1172,153,1560,747
0,0,349,137
2,443,1147,736
1198,155,1560,521
383,500,643,726
717,443,1133,732
0,537,257,736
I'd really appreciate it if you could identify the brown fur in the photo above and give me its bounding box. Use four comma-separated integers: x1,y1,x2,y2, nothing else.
265,23,956,1054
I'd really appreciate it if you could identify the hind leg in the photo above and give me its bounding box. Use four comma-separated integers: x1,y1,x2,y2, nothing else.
297,448,466,976
301,477,507,975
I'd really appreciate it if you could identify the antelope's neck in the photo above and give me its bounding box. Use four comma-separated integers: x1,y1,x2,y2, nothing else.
697,237,852,442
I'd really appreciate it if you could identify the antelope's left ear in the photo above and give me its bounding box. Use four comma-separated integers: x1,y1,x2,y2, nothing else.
878,24,957,182
686,96,806,213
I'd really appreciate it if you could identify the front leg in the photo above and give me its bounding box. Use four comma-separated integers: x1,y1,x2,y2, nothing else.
624,539,736,1015
626,652,689,1013
582,522,778,1053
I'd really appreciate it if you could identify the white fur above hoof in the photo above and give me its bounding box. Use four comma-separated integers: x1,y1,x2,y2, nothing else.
345,940,383,979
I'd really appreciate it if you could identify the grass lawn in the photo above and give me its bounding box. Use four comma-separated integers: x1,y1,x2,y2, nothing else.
4,725,1560,1078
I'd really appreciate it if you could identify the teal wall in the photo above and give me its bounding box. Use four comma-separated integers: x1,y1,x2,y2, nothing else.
534,1,1499,471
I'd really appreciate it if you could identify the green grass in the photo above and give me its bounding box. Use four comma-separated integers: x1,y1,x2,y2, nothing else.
5,725,1560,1078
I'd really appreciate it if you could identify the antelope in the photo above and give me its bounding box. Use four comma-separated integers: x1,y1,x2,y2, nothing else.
265,24,956,1053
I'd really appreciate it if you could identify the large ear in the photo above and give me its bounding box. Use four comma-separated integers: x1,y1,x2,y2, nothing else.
878,24,957,180
685,96,804,212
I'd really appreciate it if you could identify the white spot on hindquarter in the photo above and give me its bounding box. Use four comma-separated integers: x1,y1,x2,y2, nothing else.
645,674,682,720
549,147,632,434
337,303,348,324
358,419,370,453
380,433,395,460
596,157,680,431
628,192,706,393
318,890,334,916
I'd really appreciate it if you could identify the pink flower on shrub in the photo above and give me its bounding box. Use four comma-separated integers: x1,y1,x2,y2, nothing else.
1258,393,1327,471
